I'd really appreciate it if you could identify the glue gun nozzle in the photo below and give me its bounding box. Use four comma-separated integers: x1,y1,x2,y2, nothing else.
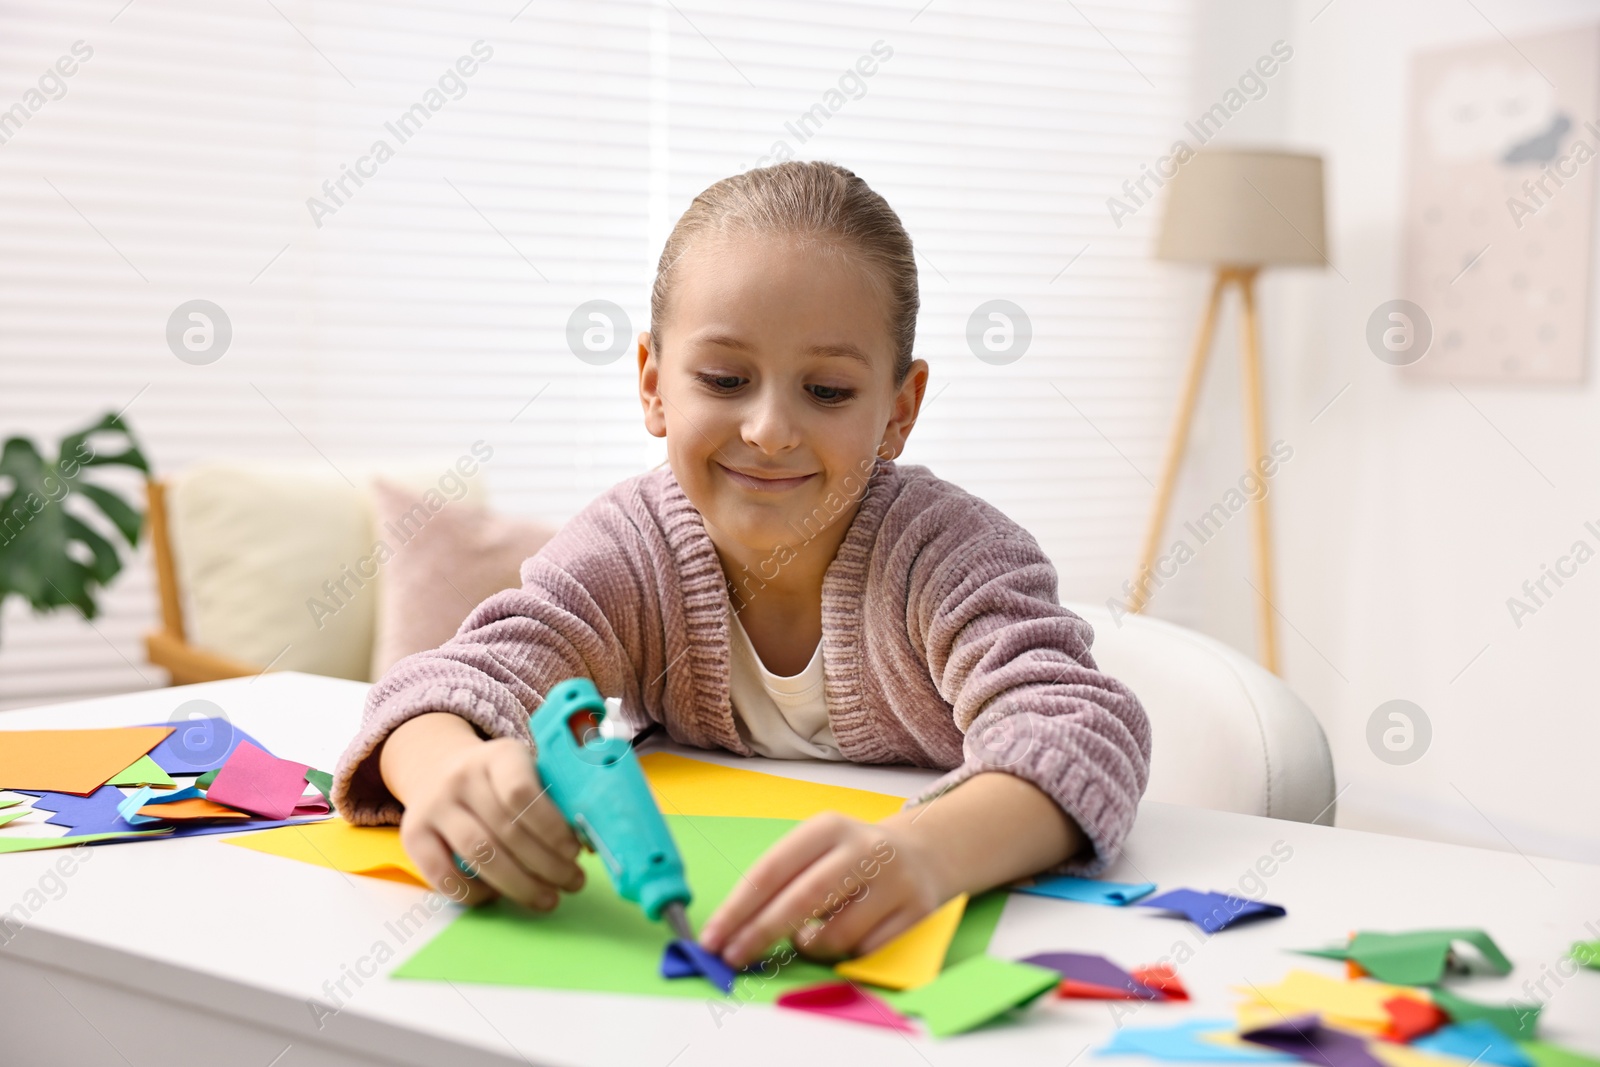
663,900,694,943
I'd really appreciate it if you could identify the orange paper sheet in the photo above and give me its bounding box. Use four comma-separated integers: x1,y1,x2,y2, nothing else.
137,798,252,821
0,726,173,796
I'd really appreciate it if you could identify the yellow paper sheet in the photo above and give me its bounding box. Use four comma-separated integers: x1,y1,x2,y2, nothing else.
1236,969,1431,1029
1236,999,1385,1036
638,753,904,821
224,818,426,886
834,893,969,989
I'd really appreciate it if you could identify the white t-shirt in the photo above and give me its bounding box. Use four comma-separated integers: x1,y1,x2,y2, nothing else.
726,606,845,761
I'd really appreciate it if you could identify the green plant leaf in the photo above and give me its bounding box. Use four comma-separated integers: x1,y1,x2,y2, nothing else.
0,412,150,626
76,483,142,547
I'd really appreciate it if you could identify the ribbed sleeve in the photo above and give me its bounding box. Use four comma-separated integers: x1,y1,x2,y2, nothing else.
892,505,1151,877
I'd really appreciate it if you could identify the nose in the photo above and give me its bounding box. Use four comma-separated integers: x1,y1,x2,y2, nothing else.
741,385,801,456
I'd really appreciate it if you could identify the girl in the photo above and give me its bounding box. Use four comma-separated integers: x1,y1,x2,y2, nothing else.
333,161,1150,971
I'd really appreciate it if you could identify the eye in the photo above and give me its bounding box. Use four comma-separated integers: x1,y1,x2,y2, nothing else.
695,372,746,392
808,384,855,405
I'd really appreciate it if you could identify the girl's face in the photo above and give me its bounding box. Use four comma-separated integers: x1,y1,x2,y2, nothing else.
638,231,927,560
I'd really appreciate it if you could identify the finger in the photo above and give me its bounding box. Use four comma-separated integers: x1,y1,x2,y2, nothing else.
722,844,864,968
482,753,586,892
812,895,928,966
700,815,846,953
404,821,497,907
793,877,900,960
437,806,560,911
852,903,924,958
490,744,583,862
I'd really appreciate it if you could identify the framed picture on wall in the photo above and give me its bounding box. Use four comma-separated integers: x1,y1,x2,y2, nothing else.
1401,23,1600,383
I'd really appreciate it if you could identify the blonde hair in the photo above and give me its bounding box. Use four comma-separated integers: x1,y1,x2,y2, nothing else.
649,161,918,384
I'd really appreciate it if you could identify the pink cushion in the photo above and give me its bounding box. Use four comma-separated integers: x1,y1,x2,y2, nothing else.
368,478,558,680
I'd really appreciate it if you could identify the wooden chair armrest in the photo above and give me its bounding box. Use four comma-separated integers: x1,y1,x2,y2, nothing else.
144,630,263,687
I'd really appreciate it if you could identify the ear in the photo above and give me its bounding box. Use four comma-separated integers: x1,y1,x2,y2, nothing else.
877,358,929,461
638,331,666,438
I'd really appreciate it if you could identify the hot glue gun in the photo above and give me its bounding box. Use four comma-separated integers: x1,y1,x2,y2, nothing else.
528,677,694,942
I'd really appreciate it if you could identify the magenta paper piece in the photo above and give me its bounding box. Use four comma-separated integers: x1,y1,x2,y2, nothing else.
205,742,311,821
1242,1014,1387,1067
776,981,917,1032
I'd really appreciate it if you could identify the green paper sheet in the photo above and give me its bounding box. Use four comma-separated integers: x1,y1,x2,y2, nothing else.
392,815,841,1000
1432,986,1540,1039
305,768,333,802
943,888,1008,968
1570,939,1600,970
106,755,176,789
1301,929,1511,985
0,829,172,852
0,797,22,810
1519,1041,1600,1067
196,768,219,788
886,955,1059,1037
0,808,29,828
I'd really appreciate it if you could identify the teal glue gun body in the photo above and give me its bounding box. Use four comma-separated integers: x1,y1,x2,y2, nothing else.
529,678,692,928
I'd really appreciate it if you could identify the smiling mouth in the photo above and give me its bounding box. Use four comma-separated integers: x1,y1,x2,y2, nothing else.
718,463,818,493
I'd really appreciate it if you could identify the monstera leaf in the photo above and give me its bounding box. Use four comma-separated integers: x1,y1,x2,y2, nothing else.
0,412,149,629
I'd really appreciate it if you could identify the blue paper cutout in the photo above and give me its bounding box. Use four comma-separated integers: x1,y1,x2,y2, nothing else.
1136,888,1286,934
1015,875,1157,906
141,786,206,805
661,939,737,994
1099,1019,1296,1061
18,787,139,835
1414,1022,1532,1067
116,786,161,825
141,718,268,774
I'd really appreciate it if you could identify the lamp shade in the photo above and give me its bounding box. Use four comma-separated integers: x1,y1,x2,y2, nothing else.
1155,149,1328,268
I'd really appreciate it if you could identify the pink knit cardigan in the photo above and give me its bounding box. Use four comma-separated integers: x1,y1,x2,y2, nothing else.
332,459,1151,876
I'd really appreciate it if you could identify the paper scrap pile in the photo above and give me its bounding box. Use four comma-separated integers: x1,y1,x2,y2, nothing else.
0,718,334,853
1101,930,1599,1067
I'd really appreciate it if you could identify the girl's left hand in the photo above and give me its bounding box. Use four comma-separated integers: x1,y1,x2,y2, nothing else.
695,812,951,969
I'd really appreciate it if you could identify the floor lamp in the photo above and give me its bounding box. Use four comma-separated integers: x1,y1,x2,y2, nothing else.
1127,149,1328,675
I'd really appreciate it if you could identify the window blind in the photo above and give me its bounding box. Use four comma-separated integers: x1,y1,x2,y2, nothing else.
0,0,1194,709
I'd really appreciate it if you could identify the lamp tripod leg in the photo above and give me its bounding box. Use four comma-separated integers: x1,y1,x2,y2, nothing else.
1127,269,1230,614
1236,269,1279,674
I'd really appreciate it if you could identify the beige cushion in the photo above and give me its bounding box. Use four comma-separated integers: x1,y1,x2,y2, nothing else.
368,478,557,679
167,461,488,681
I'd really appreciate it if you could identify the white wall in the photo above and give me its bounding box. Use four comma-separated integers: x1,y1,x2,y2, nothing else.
1152,0,1600,865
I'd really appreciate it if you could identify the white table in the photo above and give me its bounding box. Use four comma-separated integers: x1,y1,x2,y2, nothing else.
2,673,1596,1067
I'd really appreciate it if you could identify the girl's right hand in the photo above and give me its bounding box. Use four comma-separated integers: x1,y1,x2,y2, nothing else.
385,714,587,910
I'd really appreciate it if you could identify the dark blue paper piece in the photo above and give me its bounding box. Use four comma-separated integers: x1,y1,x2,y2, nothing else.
661,939,737,994
17,787,136,835
1137,888,1286,934
141,718,268,774
17,788,330,841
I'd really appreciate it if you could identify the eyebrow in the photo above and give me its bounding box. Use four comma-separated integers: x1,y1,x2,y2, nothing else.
697,334,873,367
